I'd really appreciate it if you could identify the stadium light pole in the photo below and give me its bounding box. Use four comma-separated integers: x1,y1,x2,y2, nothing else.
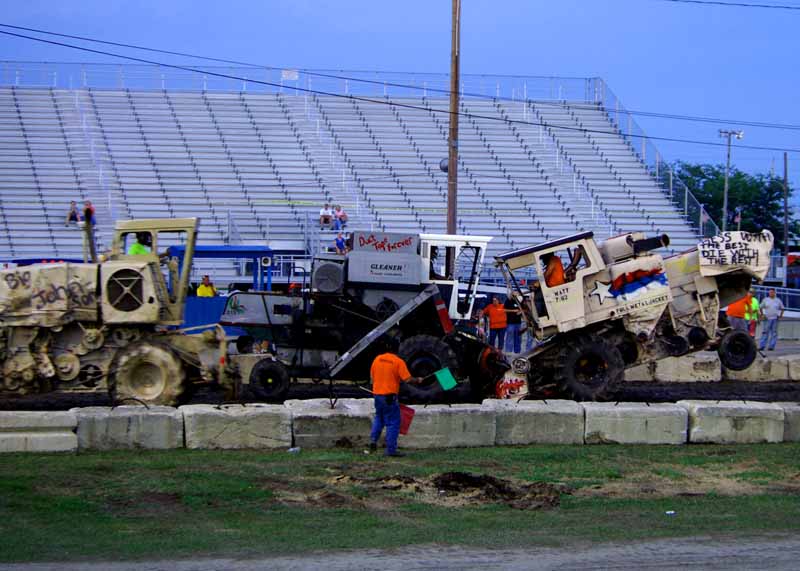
719,129,743,232
447,0,461,240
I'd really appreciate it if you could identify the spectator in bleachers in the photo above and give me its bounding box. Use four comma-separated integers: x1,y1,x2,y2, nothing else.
197,275,218,297
319,203,333,230
65,201,82,226
334,232,347,255
333,205,348,230
127,232,152,255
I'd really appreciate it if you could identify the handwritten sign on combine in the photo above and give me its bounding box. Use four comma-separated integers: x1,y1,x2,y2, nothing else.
698,230,774,280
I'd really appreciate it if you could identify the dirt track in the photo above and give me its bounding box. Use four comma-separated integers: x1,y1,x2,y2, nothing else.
1,378,798,411
2,536,800,570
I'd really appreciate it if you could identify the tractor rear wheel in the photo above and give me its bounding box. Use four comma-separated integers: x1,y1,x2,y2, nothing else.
111,342,186,406
248,358,291,402
553,334,624,401
717,330,757,371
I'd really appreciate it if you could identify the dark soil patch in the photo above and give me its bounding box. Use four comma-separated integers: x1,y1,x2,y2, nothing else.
105,491,186,517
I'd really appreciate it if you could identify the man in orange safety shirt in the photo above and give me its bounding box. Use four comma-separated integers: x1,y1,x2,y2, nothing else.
368,337,422,457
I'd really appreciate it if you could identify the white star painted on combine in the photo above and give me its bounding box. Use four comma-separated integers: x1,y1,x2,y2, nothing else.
589,281,615,305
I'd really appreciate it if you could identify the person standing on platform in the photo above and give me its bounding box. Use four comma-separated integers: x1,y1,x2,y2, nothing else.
368,337,421,457
759,288,784,351
483,296,507,350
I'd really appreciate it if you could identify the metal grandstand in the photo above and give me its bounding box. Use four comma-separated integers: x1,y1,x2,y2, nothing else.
0,61,715,284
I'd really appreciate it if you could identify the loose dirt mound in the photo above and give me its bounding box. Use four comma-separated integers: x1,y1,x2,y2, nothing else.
320,471,564,510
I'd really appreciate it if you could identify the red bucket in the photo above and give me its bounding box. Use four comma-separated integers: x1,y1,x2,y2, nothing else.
399,404,415,435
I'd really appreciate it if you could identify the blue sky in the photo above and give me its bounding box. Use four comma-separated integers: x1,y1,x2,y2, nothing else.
1,0,798,188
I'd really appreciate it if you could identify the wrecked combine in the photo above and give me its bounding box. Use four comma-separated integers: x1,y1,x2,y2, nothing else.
221,231,509,402
496,230,774,401
0,218,229,405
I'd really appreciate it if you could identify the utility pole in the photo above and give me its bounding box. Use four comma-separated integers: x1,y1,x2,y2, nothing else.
719,129,743,232
447,0,461,239
784,151,789,287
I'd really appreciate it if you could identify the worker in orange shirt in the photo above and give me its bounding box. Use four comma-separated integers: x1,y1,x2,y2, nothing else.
482,296,508,349
726,292,750,332
543,253,565,288
368,337,422,457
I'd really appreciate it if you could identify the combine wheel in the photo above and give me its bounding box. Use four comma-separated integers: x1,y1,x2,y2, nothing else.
248,359,290,401
717,330,757,371
111,342,186,406
553,334,624,401
399,334,460,400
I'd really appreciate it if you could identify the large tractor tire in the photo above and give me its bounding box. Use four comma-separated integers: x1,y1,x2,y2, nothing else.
399,334,461,402
717,330,757,371
553,334,624,401
111,342,186,406
248,358,291,402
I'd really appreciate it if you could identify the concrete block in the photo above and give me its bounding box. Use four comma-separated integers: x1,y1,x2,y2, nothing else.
583,403,687,445
655,352,721,382
481,399,584,445
723,355,790,382
678,400,784,444
0,411,77,453
624,363,655,382
71,406,183,450
399,404,495,449
285,398,373,449
776,355,800,381
775,402,800,442
182,404,292,449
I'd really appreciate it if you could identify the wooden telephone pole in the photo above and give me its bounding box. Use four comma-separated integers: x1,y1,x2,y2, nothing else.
446,0,461,237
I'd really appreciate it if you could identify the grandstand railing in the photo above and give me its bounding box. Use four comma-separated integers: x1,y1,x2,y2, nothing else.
596,80,720,239
0,61,598,101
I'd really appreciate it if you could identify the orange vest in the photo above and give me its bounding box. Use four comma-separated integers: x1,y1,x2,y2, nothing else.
726,296,749,319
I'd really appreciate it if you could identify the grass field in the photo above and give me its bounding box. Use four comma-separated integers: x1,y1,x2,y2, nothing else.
2,444,800,562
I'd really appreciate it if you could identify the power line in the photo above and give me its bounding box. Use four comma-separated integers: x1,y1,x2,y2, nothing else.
656,0,800,9
2,22,800,133
2,28,800,155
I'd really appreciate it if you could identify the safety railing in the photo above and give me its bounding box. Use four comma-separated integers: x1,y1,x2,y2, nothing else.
595,80,720,239
0,61,597,102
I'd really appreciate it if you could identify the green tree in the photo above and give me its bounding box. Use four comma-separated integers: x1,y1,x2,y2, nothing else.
673,161,798,252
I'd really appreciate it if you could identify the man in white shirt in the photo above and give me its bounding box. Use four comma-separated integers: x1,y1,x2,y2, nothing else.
319,203,333,229
759,288,785,351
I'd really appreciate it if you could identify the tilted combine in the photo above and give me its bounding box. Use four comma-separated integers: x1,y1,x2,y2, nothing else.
496,230,774,400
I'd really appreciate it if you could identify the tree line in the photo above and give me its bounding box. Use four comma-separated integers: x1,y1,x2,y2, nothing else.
672,162,798,253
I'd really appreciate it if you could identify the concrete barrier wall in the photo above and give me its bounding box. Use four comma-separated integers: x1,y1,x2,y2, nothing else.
584,403,687,445
625,352,799,383
182,404,292,450
4,397,800,453
72,406,183,450
0,411,77,453
678,400,785,444
482,399,584,445
286,398,373,449
400,404,496,449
